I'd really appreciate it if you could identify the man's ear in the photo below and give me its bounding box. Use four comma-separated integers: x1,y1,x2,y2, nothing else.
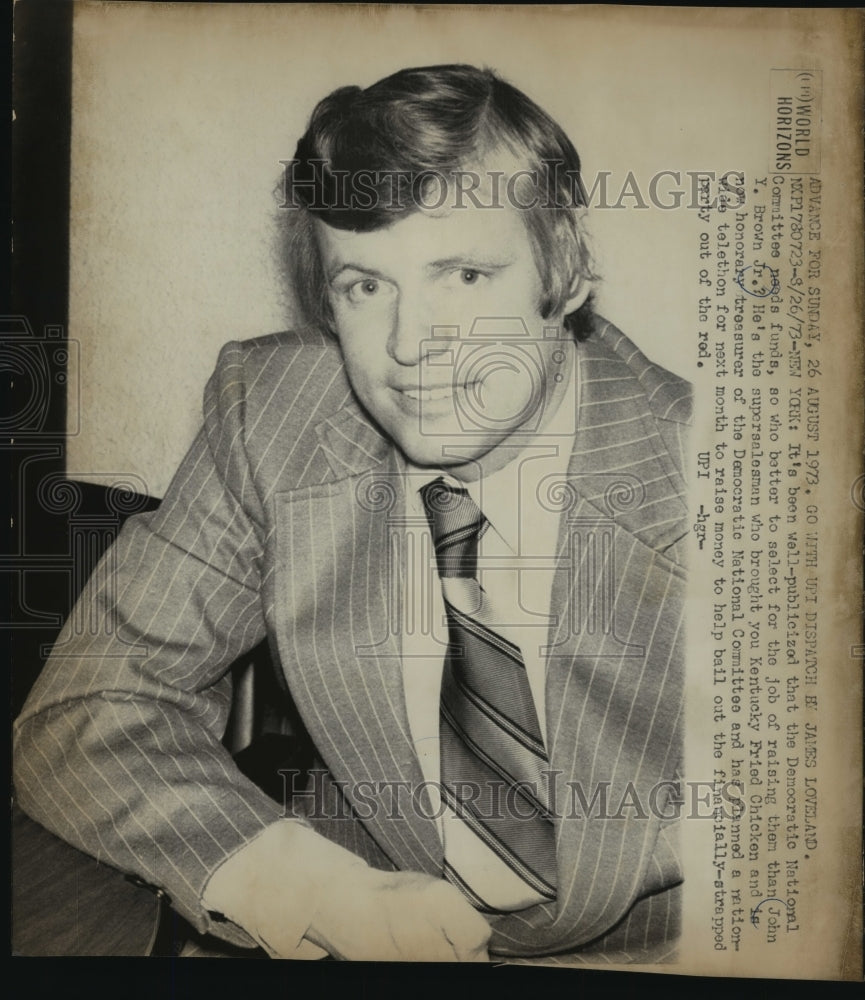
561,275,592,316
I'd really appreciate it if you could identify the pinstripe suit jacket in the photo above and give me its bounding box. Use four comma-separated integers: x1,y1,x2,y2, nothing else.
14,315,690,962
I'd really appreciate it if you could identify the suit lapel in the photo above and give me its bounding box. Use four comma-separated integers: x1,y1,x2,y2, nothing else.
544,333,686,947
273,406,443,876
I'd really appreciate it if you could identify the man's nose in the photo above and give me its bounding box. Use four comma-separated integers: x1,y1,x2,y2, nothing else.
387,290,446,366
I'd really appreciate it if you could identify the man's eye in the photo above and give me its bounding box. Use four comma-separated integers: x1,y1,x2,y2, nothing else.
346,278,388,303
442,268,486,288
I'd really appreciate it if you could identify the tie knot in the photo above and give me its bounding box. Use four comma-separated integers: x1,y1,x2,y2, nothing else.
419,479,486,578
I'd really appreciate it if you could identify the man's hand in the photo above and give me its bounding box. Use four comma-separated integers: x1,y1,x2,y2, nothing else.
203,821,491,961
304,864,491,961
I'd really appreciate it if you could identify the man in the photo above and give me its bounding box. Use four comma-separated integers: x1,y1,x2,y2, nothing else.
13,64,690,962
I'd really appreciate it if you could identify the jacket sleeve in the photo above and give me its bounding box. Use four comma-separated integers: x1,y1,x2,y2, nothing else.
13,341,290,945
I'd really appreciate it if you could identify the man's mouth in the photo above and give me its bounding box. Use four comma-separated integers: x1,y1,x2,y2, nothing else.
397,384,459,402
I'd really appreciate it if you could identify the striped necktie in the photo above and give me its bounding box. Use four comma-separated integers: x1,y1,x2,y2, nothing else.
419,478,557,912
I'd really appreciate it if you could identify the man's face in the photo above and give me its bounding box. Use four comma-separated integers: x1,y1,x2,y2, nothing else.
315,200,584,480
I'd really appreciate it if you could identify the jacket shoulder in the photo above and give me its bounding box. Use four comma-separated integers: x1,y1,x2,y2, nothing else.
210,327,352,420
592,316,693,426
203,329,357,491
218,327,344,377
